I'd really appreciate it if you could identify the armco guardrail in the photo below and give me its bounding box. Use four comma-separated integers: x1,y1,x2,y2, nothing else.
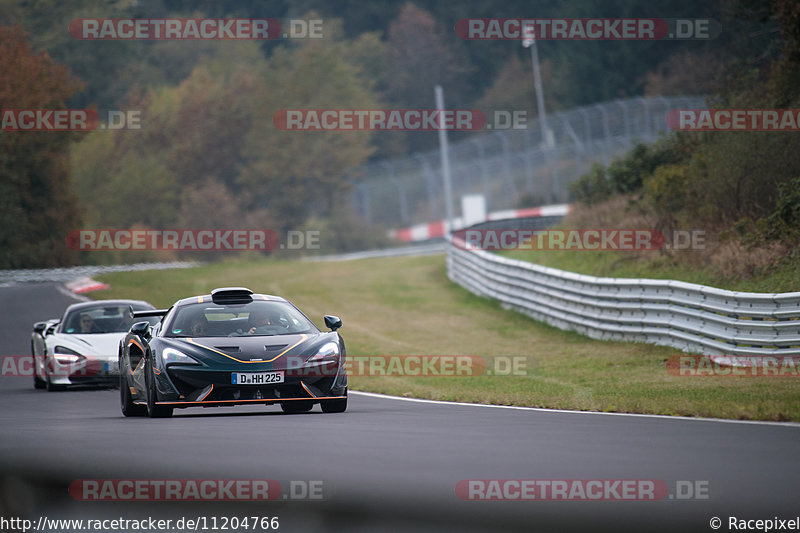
447,233,800,356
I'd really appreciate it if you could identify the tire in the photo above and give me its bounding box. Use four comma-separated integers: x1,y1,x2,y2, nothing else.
120,372,146,417
46,375,66,392
320,396,347,413
32,341,45,389
280,401,314,414
145,356,173,418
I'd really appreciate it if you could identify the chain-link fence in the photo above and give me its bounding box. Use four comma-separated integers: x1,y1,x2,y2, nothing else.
349,95,706,229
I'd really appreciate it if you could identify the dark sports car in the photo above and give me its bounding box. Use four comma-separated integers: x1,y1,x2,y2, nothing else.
119,287,347,418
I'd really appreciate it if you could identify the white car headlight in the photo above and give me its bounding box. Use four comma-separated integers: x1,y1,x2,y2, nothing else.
162,347,200,365
53,345,83,364
309,342,340,362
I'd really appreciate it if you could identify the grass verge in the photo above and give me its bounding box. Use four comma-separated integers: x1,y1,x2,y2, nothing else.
94,255,799,421
502,246,800,293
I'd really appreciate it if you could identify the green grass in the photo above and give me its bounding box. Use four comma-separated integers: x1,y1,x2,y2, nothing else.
93,255,800,421
502,246,800,293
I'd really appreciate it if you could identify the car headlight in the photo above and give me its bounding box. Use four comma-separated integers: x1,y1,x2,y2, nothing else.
54,345,83,364
162,347,200,365
309,342,340,362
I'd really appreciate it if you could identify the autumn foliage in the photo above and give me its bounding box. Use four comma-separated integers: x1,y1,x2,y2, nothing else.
0,25,83,267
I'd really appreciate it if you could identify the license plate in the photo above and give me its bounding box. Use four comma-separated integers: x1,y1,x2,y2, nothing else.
232,371,284,385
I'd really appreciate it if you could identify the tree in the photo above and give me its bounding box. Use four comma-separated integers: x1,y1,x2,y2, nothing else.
71,41,263,229
473,55,551,121
382,3,472,151
72,21,380,236
0,25,83,267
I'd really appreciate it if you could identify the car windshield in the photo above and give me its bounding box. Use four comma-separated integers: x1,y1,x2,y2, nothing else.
62,303,156,334
165,300,317,338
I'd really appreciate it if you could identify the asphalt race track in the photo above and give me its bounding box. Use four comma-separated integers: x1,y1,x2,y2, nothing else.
0,283,798,532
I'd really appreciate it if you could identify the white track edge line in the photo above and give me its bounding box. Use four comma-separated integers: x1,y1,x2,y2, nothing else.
349,391,800,428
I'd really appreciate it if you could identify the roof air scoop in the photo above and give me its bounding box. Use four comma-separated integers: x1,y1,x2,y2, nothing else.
210,287,254,305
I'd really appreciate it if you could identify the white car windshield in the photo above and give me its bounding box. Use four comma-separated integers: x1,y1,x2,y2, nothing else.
62,304,156,334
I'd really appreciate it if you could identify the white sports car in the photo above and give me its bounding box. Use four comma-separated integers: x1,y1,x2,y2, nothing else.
31,299,156,391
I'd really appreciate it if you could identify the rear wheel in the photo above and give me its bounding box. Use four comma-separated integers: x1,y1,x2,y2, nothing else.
320,396,347,413
120,372,146,417
280,401,314,414
145,356,173,418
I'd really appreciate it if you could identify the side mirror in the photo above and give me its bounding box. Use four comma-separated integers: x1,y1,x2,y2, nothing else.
33,322,48,334
323,315,342,331
130,321,151,338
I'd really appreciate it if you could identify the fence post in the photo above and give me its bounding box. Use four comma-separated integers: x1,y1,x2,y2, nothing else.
498,132,517,205
637,96,651,141
357,182,372,227
615,99,631,148
595,103,612,166
415,153,438,221
382,161,409,225
657,96,670,133
523,127,535,194
470,137,491,200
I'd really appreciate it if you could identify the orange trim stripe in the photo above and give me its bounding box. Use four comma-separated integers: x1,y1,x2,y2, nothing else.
186,335,307,364
153,395,346,406
301,381,316,398
198,385,214,401
129,358,144,376
128,338,145,352
127,339,146,375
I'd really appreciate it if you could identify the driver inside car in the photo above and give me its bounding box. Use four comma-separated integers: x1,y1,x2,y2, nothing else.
188,315,209,337
247,308,284,335
79,312,99,333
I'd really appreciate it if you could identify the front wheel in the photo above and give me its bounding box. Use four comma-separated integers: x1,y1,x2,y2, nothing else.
120,372,146,417
280,401,314,414
32,342,45,389
320,396,347,413
145,357,173,418
46,375,66,392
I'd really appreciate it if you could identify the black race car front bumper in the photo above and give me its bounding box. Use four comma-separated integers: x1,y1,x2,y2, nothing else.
149,360,347,408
